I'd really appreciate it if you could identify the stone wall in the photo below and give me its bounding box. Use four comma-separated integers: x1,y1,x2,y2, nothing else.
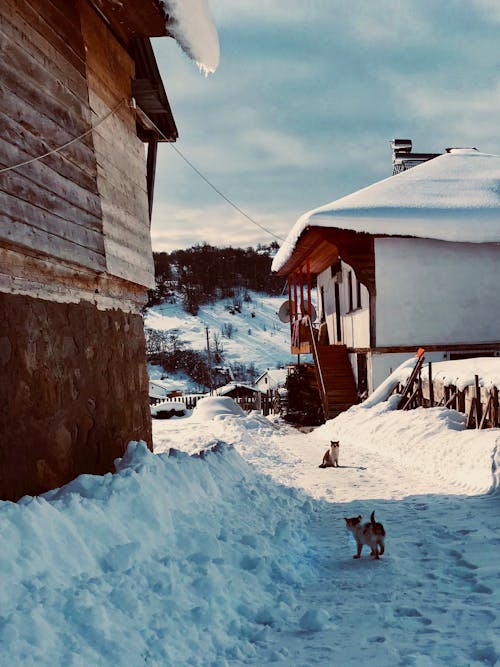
0,293,152,501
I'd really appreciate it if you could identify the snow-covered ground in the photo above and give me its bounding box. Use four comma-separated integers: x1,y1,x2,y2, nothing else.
1,382,498,666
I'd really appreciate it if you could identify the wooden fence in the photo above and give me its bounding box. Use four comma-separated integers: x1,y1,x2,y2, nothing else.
167,393,282,414
396,361,499,429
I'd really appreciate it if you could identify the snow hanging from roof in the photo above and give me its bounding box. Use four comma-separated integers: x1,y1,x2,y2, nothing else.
163,0,220,74
272,149,500,272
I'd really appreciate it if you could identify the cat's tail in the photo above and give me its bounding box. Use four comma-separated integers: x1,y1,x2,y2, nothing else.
370,511,376,524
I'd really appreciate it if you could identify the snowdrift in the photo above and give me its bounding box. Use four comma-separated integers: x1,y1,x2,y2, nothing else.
0,441,316,666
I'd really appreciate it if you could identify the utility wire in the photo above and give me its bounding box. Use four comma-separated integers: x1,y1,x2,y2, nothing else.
168,143,289,245
1,95,299,255
0,98,127,174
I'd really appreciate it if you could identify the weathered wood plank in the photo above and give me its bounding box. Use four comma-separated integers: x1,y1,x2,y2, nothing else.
104,239,154,289
0,27,90,132
0,208,106,272
0,192,105,255
0,105,97,191
0,245,147,310
0,8,87,100
0,166,102,233
96,162,148,217
7,0,86,75
93,129,146,180
100,201,150,241
0,137,101,224
80,1,134,112
90,94,144,162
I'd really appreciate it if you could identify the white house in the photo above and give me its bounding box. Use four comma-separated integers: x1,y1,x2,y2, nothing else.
254,368,289,394
272,142,500,417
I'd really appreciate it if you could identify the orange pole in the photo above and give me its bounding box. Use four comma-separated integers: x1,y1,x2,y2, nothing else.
306,260,312,317
293,272,298,321
299,269,304,316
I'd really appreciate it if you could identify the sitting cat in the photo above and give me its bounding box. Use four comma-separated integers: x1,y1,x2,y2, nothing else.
319,440,340,468
344,511,386,559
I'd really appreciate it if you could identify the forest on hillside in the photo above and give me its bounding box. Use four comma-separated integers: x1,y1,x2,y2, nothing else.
147,242,285,313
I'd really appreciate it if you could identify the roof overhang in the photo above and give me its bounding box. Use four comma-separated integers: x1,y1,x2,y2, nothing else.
88,0,170,41
276,226,376,295
131,38,178,142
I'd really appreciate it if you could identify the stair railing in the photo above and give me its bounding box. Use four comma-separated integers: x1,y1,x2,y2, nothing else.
302,315,328,419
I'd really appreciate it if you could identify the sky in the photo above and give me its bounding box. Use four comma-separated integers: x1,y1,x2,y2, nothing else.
150,0,500,252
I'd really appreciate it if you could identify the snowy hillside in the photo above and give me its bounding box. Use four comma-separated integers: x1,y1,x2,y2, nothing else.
145,291,296,387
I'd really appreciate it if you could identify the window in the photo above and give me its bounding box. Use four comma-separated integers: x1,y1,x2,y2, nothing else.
348,271,353,312
356,278,362,309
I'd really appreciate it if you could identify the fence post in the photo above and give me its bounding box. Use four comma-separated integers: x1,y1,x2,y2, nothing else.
493,386,499,428
475,375,482,428
428,362,434,407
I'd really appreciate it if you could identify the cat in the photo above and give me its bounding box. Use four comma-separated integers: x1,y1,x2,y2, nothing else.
344,511,386,559
319,440,340,468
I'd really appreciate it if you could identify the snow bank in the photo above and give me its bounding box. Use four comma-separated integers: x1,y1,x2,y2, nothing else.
361,355,418,408
191,395,245,420
428,357,500,391
163,0,220,75
0,442,315,665
315,401,499,496
150,399,186,417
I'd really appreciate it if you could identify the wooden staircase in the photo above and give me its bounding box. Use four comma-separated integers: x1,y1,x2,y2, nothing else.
314,344,359,419
300,316,359,420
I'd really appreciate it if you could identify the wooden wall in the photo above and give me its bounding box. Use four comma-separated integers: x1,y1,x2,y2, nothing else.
0,0,155,294
0,0,105,272
80,0,155,289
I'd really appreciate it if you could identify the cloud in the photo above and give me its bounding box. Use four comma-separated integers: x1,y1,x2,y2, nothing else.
151,1,500,252
150,201,293,251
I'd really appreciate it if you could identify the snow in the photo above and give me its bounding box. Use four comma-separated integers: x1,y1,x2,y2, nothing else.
150,399,186,417
272,149,500,272
163,0,219,75
1,353,499,665
144,292,295,385
215,382,257,396
191,395,245,419
430,357,500,391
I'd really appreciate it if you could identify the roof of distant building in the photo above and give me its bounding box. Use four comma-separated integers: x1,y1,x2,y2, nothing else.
272,148,500,273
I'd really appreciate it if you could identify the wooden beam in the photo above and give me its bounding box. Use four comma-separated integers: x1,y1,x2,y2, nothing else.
146,137,157,222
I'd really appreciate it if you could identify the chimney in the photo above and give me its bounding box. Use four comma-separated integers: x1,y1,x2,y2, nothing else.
390,138,441,175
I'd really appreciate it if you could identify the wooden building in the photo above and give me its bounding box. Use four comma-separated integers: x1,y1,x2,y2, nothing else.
272,143,500,420
0,0,217,500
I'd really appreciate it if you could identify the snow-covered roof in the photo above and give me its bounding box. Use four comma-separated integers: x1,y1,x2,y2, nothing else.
149,380,171,398
215,383,258,396
255,368,288,386
163,0,219,74
272,148,500,272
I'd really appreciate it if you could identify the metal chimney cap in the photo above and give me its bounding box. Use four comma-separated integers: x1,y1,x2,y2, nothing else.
391,138,412,152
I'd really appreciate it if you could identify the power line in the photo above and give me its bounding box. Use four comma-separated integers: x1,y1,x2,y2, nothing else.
168,142,289,245
0,98,126,174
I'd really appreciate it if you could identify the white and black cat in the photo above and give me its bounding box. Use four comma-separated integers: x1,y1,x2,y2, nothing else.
344,511,386,559
319,440,340,468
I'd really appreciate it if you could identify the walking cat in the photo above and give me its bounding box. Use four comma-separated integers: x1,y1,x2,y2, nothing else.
318,441,340,468
344,511,386,559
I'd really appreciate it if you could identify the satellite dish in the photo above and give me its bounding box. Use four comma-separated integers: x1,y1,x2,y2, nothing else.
278,301,317,323
278,301,292,323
